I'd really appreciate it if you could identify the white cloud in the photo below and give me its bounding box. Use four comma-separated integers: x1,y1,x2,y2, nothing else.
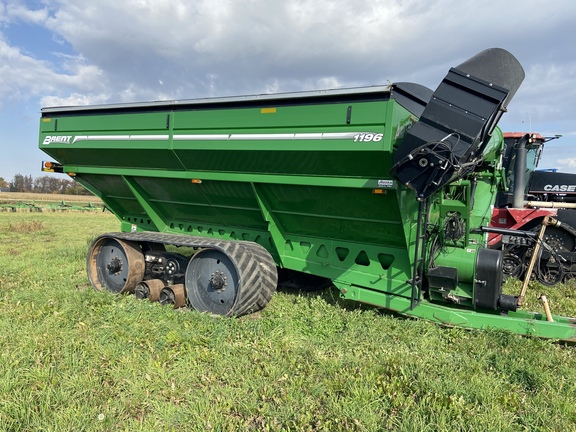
506,62,576,124
45,0,576,96
554,157,576,174
1,0,576,180
5,2,48,24
557,158,576,168
0,37,106,108
2,0,576,107
39,92,109,108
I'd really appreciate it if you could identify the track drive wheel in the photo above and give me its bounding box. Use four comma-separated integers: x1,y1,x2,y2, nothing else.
185,243,277,317
87,237,145,293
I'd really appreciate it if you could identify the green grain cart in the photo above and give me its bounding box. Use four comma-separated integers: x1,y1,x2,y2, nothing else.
39,48,576,340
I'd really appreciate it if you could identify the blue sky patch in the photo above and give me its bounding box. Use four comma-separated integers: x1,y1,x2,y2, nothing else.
4,20,75,68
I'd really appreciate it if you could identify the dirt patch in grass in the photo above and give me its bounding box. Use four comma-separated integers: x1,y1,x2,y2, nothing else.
6,220,46,233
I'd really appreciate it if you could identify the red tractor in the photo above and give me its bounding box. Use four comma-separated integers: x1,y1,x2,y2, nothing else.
488,132,576,284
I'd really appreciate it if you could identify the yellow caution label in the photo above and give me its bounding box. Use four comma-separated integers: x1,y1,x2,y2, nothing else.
260,108,277,114
42,118,51,122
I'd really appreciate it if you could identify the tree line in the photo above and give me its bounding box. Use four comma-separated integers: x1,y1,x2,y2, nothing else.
0,174,90,195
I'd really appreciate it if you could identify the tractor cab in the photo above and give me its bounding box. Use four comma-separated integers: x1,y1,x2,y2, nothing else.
497,132,547,207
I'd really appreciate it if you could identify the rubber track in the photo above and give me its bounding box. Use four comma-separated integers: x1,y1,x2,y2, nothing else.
94,232,278,317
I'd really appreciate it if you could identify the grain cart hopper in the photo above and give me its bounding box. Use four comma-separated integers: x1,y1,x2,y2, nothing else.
39,48,576,340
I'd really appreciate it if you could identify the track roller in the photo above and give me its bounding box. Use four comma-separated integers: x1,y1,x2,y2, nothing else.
159,284,186,308
87,237,144,293
135,279,166,301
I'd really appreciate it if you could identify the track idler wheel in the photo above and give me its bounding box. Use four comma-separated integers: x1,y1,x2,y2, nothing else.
87,237,145,294
185,248,239,315
135,279,166,301
159,284,186,308
185,243,278,317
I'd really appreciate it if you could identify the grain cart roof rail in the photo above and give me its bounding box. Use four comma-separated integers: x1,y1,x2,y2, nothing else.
41,83,432,118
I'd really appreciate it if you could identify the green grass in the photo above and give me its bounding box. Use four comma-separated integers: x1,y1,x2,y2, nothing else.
0,211,575,431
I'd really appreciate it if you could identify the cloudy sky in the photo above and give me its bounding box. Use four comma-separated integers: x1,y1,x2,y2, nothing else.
1,0,576,182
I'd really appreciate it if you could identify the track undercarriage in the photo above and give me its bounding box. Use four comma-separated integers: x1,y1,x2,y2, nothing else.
502,221,576,285
87,232,278,316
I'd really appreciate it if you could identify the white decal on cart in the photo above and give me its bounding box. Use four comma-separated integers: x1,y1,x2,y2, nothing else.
353,133,383,142
42,135,73,145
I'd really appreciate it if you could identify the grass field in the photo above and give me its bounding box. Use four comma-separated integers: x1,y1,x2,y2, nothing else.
0,211,575,431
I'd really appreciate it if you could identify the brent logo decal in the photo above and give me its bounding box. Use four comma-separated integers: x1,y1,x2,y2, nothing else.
42,135,73,145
